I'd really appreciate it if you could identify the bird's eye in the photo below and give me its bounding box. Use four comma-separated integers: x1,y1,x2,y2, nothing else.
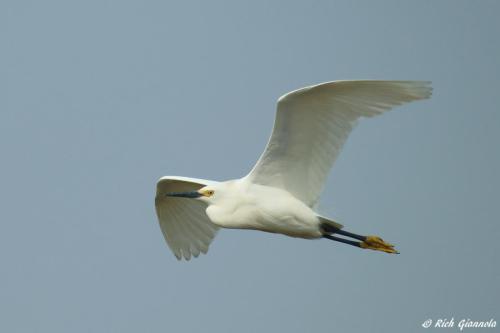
207,190,214,196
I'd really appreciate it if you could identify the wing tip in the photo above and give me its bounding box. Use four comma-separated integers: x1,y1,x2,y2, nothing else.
402,80,433,100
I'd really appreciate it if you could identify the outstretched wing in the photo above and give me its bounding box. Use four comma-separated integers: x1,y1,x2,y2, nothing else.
155,176,220,260
246,80,432,207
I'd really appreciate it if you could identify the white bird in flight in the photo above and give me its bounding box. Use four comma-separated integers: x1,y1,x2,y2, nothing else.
155,80,432,260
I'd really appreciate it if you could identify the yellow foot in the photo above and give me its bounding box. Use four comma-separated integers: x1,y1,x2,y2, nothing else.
360,236,399,254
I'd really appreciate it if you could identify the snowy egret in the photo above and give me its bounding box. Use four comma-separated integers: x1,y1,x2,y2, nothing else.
155,80,432,260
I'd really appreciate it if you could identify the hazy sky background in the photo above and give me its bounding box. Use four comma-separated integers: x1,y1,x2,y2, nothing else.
3,1,499,332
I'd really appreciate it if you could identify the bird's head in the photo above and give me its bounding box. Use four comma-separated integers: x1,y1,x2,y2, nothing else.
165,185,218,204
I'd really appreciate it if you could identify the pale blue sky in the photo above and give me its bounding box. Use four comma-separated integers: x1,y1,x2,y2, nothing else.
3,1,499,332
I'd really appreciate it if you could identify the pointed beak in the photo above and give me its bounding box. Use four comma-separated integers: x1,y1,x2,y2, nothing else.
165,190,202,199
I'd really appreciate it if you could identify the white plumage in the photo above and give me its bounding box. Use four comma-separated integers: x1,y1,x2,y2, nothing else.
155,176,220,260
155,80,432,260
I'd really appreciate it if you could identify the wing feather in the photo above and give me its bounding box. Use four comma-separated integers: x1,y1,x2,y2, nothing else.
246,80,432,207
155,176,219,260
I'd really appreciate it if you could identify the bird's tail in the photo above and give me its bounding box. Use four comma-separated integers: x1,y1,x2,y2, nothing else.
317,215,344,232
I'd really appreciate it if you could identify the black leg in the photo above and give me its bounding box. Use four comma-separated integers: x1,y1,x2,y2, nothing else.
334,228,367,242
320,223,366,242
322,234,361,248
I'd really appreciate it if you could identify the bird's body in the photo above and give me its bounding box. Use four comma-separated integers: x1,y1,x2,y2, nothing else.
204,179,322,238
155,80,432,260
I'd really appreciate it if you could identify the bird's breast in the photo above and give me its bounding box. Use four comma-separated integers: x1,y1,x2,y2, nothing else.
205,193,321,239
206,203,257,229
